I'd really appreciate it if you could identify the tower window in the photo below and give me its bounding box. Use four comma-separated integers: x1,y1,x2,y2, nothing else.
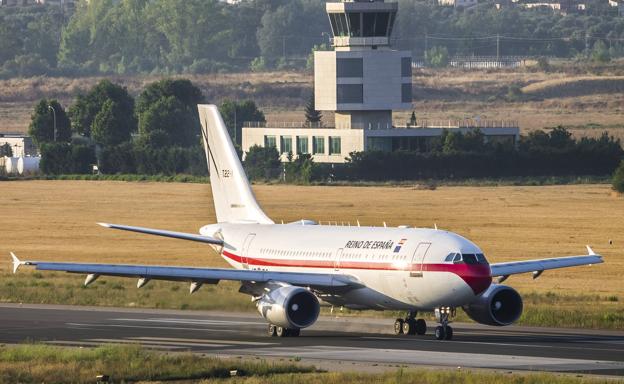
264,135,276,148
337,58,363,78
313,136,325,154
401,83,412,103
329,136,342,155
296,136,309,154
337,84,363,103
280,136,292,154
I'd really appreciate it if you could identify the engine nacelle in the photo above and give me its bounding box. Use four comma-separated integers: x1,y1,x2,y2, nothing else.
462,284,523,326
256,285,320,329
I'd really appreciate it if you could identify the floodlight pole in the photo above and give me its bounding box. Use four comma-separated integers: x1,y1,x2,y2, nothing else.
48,104,57,142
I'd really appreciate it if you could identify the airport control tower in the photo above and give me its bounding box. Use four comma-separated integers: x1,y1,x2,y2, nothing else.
315,0,412,130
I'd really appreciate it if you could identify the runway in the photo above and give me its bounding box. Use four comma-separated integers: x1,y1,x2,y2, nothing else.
1,303,624,376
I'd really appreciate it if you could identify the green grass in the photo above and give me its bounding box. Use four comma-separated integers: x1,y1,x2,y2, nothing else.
0,344,615,384
1,271,622,330
0,344,315,383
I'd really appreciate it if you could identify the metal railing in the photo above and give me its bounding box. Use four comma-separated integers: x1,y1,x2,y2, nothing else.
244,120,518,130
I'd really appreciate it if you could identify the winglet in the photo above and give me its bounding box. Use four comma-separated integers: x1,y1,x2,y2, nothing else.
586,245,596,256
11,252,22,274
97,222,112,228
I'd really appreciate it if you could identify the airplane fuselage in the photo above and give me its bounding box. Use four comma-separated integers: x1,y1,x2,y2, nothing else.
201,223,492,311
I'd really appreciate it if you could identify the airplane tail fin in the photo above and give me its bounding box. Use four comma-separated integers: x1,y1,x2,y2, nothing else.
197,105,273,224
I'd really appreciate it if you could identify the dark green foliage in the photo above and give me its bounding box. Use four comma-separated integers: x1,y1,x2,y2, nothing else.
40,143,96,174
137,79,204,148
285,153,315,184
244,145,281,180
220,100,265,145
28,99,72,146
345,128,623,181
69,80,135,139
612,161,624,193
39,143,72,175
0,143,13,157
99,142,206,176
92,100,132,146
304,94,322,125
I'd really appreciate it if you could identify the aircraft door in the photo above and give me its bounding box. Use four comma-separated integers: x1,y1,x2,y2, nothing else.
241,233,256,269
333,248,344,271
410,242,431,277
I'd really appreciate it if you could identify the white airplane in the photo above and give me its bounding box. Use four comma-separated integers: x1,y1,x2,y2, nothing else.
11,105,603,340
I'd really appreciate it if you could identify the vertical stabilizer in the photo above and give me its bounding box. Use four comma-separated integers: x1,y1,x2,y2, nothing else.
198,105,273,224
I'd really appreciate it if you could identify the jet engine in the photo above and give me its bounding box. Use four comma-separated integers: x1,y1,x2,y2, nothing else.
462,284,523,326
256,285,320,329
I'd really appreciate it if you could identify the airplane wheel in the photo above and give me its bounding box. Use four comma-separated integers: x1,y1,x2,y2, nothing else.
444,326,453,340
415,319,427,335
434,325,446,341
402,319,417,335
268,324,277,337
394,319,404,335
276,326,289,337
290,328,301,337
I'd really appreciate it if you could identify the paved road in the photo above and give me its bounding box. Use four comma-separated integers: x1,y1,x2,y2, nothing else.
1,303,624,376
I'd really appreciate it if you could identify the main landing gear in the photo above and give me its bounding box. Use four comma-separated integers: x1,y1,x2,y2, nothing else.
268,324,300,337
393,310,427,336
434,307,454,341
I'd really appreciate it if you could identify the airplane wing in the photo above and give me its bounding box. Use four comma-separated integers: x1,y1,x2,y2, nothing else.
10,253,361,293
489,246,603,280
97,223,224,245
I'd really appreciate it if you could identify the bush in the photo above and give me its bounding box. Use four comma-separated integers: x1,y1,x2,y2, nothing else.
613,161,624,193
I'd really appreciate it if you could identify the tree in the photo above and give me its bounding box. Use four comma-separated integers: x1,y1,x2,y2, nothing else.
426,46,449,68
409,111,417,126
591,40,611,63
613,160,624,194
0,143,12,157
28,99,72,147
139,96,197,147
304,93,322,125
91,100,132,147
69,80,135,138
220,100,265,145
136,78,204,148
243,144,281,180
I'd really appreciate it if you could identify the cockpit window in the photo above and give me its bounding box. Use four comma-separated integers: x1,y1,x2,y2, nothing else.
444,253,456,262
452,253,488,265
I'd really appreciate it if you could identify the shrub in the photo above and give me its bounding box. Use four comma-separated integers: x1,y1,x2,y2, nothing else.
613,160,624,193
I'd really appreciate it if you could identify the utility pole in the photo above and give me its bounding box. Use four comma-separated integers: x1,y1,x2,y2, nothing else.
48,104,57,142
233,103,237,145
496,34,500,62
282,36,286,61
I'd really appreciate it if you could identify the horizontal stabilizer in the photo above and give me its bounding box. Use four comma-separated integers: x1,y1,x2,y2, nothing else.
98,223,223,245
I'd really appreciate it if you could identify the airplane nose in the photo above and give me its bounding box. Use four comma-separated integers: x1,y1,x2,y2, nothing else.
461,264,492,295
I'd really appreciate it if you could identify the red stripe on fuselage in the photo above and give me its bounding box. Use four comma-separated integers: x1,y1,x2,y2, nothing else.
221,250,491,295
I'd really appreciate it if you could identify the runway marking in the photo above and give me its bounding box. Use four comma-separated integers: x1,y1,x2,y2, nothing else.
361,336,624,353
66,322,241,333
88,338,231,348
131,337,276,346
224,345,624,371
111,318,265,326
45,340,184,351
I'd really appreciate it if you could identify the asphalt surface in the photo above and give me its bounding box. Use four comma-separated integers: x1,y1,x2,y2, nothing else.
1,303,624,376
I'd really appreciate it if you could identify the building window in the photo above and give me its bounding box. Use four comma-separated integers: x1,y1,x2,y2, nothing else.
401,57,412,77
401,83,412,103
347,12,361,37
363,12,390,37
329,13,349,37
264,135,276,149
337,58,363,78
280,136,292,154
337,84,363,104
313,136,325,154
296,136,309,154
329,136,341,155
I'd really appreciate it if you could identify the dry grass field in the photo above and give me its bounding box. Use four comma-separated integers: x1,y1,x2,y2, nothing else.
1,180,623,328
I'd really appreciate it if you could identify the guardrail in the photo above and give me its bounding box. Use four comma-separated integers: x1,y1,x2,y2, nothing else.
243,120,519,130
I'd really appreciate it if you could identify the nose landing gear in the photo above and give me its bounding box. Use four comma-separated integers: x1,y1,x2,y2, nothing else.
394,310,427,336
434,307,454,340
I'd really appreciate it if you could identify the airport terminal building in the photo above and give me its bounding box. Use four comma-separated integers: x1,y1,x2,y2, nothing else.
242,0,519,163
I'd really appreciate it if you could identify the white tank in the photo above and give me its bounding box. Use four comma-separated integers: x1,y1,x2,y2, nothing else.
0,156,5,173
5,157,18,174
17,156,41,175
